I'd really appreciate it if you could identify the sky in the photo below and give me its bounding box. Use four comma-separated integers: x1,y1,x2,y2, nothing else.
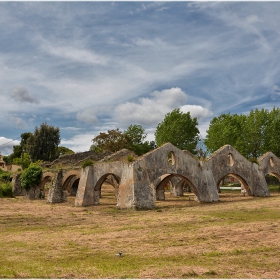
1,1,280,156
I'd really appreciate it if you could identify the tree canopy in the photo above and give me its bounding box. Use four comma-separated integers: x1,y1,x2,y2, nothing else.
91,125,154,156
205,107,280,159
154,108,200,154
27,123,61,162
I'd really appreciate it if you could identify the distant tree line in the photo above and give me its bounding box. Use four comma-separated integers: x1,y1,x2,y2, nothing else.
3,107,280,169
205,107,280,160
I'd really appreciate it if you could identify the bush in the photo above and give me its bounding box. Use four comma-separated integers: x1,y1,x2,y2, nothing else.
0,169,10,182
20,164,42,191
0,182,13,198
82,159,94,169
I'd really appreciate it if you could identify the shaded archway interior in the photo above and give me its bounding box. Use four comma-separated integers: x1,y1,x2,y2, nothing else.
62,175,80,196
156,173,199,200
217,173,252,196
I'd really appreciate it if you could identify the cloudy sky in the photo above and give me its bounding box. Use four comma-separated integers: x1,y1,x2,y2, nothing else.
1,1,280,155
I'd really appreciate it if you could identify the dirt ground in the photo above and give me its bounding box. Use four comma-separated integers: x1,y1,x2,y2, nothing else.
1,186,280,278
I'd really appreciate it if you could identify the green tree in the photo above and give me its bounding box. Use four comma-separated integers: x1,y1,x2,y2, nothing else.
92,128,130,153
12,153,31,169
20,164,42,191
241,108,269,159
204,113,246,154
56,146,74,157
264,107,280,157
155,108,200,154
27,123,60,162
124,124,151,156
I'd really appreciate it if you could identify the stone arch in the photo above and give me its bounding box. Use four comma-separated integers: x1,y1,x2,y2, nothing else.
217,173,252,196
38,172,55,196
62,170,81,196
93,173,121,205
154,173,198,201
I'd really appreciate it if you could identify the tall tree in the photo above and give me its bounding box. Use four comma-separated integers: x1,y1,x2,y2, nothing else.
155,108,200,154
204,113,246,154
92,128,130,153
241,108,269,159
264,107,280,157
124,124,151,156
27,123,60,162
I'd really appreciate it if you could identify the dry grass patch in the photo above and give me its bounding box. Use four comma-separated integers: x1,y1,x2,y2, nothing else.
1,188,280,278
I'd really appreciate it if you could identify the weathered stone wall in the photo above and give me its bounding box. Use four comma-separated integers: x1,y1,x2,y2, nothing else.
11,143,280,210
47,170,67,203
206,145,269,197
12,174,26,196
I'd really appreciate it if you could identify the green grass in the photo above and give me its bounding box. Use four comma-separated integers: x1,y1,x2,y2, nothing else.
1,194,280,278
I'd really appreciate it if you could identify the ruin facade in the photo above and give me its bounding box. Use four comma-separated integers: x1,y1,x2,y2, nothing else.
12,143,279,209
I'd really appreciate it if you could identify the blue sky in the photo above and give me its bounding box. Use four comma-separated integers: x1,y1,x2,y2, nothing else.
1,1,280,155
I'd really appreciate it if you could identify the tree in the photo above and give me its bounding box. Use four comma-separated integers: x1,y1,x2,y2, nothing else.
204,113,246,154
124,124,151,156
56,146,74,157
92,128,130,153
155,108,200,154
20,164,42,191
27,123,60,162
241,108,269,159
205,108,280,159
264,107,280,157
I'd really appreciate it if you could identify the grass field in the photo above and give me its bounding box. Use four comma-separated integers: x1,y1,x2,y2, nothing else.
1,185,280,278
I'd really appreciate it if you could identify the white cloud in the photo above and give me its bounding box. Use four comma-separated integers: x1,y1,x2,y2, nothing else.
246,15,261,24
61,133,95,153
180,105,213,120
0,137,20,156
76,109,98,125
42,44,108,66
114,87,211,126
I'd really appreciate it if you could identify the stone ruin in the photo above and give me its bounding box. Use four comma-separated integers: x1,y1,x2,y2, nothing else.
11,143,280,209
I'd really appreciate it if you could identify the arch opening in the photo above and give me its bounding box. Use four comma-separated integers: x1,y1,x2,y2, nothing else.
62,175,80,196
94,173,120,205
265,173,280,194
155,173,199,207
217,173,252,201
39,175,52,198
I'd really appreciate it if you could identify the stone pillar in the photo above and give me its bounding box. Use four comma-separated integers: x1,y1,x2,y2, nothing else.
156,189,165,200
26,186,40,200
94,190,100,205
47,170,67,203
75,166,95,207
12,174,26,196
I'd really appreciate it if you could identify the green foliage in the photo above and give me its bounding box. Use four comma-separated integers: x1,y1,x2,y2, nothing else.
89,144,104,154
27,123,60,162
0,169,11,182
204,113,245,154
205,108,280,158
92,128,130,153
82,159,94,169
0,182,13,198
91,125,154,156
155,108,200,154
56,146,74,157
124,124,151,156
20,165,42,191
12,153,31,169
127,155,134,162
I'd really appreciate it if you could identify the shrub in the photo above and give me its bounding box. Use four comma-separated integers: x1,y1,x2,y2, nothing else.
82,159,94,169
0,182,13,198
0,171,10,182
127,155,134,162
20,164,42,191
